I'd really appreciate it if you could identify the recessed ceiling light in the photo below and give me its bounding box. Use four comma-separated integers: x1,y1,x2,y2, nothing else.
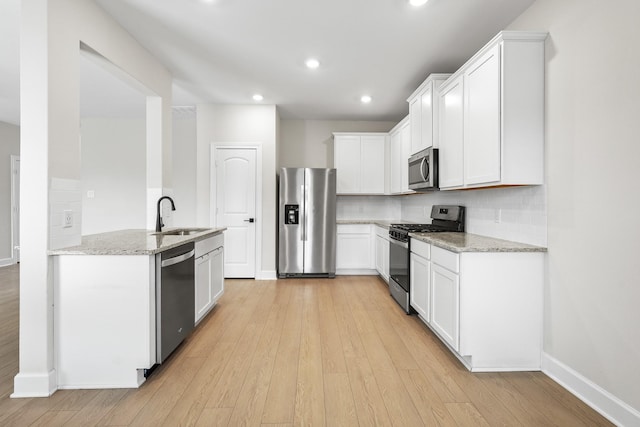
305,58,320,69
409,0,429,6
253,94,264,101
361,95,372,104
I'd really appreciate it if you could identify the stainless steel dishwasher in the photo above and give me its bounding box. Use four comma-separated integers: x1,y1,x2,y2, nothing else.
156,242,195,363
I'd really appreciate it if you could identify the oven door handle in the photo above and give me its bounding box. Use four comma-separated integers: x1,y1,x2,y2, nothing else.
389,238,408,249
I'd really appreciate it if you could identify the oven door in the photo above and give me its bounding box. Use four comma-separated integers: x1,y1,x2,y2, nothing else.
389,237,409,293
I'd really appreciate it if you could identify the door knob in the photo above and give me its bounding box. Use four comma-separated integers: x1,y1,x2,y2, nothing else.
244,218,255,223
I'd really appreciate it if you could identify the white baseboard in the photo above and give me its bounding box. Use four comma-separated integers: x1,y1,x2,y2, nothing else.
336,269,378,276
256,270,277,280
542,353,640,426
0,258,14,267
11,370,58,398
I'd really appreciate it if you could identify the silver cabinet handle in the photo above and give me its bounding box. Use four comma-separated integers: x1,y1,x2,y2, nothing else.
161,249,195,268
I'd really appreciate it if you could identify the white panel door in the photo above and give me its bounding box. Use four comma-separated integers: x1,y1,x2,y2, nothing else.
465,43,501,185
420,84,434,150
215,148,256,278
438,76,465,189
410,252,430,321
334,135,361,194
360,135,385,194
431,263,460,351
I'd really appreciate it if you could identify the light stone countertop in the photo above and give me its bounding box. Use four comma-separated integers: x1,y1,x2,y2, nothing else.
48,228,226,256
336,219,405,229
409,232,547,253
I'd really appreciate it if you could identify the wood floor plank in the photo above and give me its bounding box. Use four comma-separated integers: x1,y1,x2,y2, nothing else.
195,407,233,427
318,306,347,374
225,301,286,426
345,356,393,427
324,372,359,427
445,402,491,426
29,410,77,427
398,369,458,427
63,389,128,427
261,284,304,424
293,299,325,426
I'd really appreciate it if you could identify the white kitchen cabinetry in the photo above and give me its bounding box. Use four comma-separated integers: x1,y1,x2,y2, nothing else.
336,224,376,275
333,133,386,194
411,239,544,371
438,31,546,190
195,233,224,324
438,75,465,189
409,239,431,321
430,247,460,351
389,116,413,195
407,74,451,154
374,226,390,282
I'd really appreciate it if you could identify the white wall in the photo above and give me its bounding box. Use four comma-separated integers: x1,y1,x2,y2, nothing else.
80,118,146,235
279,119,396,169
172,109,198,226
0,121,19,262
16,0,172,397
507,0,640,421
196,104,278,278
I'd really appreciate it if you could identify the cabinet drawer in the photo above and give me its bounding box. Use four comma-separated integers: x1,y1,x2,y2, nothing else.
375,225,389,239
431,245,459,273
410,238,430,259
195,233,224,257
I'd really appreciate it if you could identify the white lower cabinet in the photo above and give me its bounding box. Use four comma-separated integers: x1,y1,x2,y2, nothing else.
411,240,544,371
336,224,375,274
374,226,389,282
430,262,460,351
409,239,430,320
195,233,224,324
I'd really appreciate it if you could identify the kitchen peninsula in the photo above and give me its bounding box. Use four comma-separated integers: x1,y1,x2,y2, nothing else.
49,228,225,389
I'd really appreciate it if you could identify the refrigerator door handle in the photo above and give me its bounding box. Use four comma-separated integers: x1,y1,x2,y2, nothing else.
302,184,309,241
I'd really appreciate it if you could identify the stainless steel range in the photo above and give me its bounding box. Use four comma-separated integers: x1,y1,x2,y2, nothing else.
388,205,465,313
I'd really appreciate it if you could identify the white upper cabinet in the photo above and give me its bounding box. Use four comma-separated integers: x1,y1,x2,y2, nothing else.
407,74,451,154
389,116,412,195
438,31,547,190
438,75,465,189
334,133,386,194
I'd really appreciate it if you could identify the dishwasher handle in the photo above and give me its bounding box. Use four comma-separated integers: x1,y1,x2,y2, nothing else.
161,249,195,268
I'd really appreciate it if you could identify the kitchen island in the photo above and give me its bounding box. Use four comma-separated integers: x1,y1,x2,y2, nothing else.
50,228,225,389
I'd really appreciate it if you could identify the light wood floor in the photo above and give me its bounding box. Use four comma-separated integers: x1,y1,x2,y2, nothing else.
0,263,612,426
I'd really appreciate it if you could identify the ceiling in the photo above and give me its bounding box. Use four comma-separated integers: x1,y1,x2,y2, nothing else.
0,0,536,126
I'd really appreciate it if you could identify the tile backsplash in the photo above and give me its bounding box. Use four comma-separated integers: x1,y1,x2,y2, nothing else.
338,185,547,247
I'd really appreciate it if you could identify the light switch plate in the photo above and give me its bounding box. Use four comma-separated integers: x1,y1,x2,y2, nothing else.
63,210,73,228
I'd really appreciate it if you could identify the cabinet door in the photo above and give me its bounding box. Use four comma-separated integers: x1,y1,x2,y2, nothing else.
420,84,434,149
409,96,422,154
465,43,501,185
438,75,465,189
195,254,213,323
400,122,412,193
211,247,224,303
336,226,372,270
360,135,386,194
410,252,430,320
431,263,460,351
334,135,361,194
375,234,389,282
389,129,402,194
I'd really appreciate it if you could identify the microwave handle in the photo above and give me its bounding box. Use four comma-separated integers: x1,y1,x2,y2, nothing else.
420,157,428,181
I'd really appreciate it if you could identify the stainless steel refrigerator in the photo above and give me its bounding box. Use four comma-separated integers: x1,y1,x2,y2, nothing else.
278,167,337,278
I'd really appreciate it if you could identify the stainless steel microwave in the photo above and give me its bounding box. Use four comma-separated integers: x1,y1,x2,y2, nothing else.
408,147,439,191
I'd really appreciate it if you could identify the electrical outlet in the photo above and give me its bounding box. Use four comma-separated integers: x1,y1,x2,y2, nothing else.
494,208,502,224
63,210,73,228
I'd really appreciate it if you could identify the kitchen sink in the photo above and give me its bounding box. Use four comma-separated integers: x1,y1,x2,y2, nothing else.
152,228,210,236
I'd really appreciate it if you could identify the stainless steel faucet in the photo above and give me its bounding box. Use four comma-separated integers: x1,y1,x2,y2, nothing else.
156,196,176,232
